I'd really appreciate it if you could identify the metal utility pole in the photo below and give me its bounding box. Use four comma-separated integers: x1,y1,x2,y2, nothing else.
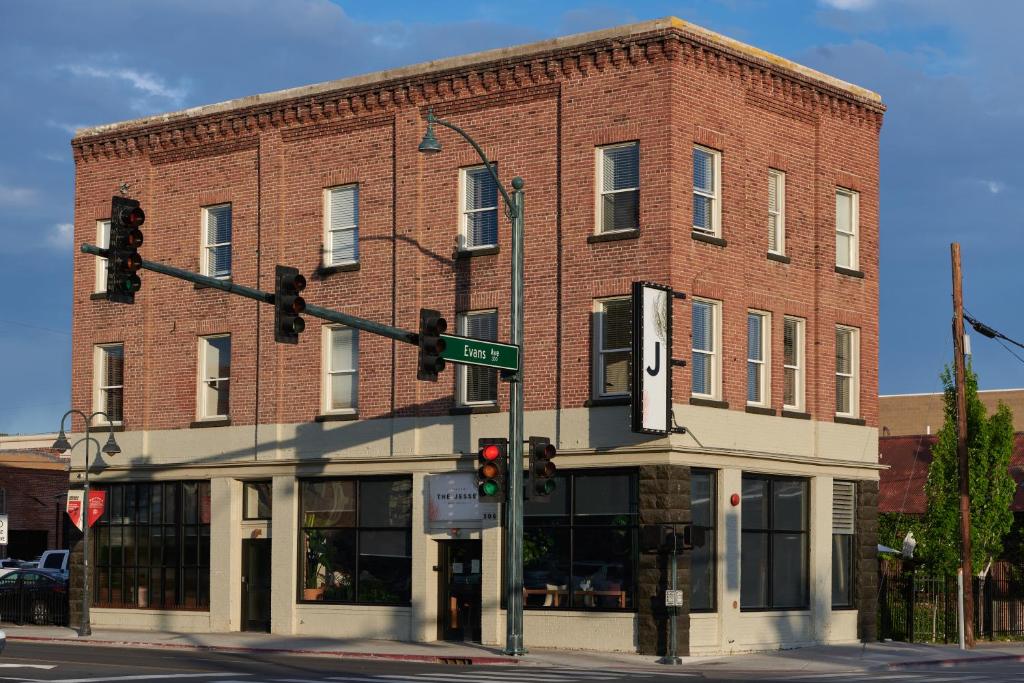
950,242,974,647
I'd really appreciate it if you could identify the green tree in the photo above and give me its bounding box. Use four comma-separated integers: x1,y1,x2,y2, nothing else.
920,363,1016,575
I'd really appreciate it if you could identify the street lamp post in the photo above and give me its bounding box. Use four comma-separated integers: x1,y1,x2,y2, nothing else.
419,108,527,656
52,411,120,638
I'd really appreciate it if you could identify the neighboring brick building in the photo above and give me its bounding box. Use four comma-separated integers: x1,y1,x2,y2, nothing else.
880,389,1024,437
0,440,69,560
68,18,883,653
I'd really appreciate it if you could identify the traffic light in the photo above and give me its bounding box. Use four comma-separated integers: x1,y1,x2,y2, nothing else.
527,436,557,501
106,196,145,303
417,308,447,381
274,265,306,344
477,437,508,503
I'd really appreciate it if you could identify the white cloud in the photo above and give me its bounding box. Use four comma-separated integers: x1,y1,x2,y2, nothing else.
60,64,187,108
0,184,37,206
819,0,876,9
46,223,74,249
983,179,1006,195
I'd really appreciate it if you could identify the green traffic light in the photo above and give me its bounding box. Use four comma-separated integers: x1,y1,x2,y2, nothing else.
480,480,499,496
537,479,556,495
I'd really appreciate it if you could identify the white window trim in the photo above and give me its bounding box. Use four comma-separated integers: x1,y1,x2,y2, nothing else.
783,316,805,412
693,145,722,237
836,188,859,271
747,310,771,407
201,204,232,278
92,343,123,426
769,169,785,255
323,185,359,267
456,310,499,407
691,297,722,400
594,142,640,235
321,325,358,415
197,334,231,420
95,220,110,293
458,165,499,251
593,297,631,399
835,325,860,418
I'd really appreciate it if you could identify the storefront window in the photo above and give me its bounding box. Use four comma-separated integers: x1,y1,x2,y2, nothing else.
523,470,637,610
299,477,412,605
690,469,716,611
93,481,211,610
741,475,808,610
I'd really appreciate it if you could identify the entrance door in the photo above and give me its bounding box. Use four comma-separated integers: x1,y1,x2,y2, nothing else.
241,539,271,632
438,540,482,642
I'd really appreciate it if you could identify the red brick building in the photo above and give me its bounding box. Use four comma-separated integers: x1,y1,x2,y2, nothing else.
68,18,883,654
0,445,69,560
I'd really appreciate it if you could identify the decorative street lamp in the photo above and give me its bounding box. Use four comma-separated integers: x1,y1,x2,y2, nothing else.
419,108,527,656
52,411,120,637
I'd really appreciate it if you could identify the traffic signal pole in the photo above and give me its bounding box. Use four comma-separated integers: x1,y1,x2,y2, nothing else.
81,243,419,345
506,179,525,656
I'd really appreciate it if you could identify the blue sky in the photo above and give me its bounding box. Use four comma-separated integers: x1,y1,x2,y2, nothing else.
1,0,1022,434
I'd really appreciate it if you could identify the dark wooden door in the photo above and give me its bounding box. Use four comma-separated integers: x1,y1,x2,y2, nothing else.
438,540,482,642
241,539,271,632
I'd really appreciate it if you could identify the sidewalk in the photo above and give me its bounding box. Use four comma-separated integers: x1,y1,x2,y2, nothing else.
3,625,1024,673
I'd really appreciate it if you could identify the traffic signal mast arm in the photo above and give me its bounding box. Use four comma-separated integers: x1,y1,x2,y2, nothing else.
81,243,418,346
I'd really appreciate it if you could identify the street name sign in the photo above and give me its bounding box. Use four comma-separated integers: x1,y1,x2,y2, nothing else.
440,334,520,372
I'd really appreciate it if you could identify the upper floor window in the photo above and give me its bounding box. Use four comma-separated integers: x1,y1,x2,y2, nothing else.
768,169,785,255
460,166,498,250
323,326,358,414
594,297,631,398
783,317,805,412
94,343,124,424
693,146,721,237
691,298,721,400
747,311,769,407
458,311,498,406
596,142,639,234
202,204,232,278
325,185,359,266
95,220,110,292
835,189,859,270
198,335,231,420
835,325,860,417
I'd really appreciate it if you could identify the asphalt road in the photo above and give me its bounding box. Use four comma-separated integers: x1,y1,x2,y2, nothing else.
0,641,1022,683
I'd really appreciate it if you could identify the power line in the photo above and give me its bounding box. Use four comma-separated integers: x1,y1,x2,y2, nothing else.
964,308,1024,367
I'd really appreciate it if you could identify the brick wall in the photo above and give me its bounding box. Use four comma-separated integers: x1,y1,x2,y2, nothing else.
69,23,882,434
0,467,68,554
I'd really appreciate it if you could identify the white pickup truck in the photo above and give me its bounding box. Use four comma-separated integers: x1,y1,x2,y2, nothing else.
24,550,69,580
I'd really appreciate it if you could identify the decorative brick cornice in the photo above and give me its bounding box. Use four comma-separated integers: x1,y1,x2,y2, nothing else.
72,21,884,164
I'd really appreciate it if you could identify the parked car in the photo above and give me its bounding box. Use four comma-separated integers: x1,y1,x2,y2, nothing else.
0,559,28,580
0,628,5,654
34,551,69,580
0,569,69,626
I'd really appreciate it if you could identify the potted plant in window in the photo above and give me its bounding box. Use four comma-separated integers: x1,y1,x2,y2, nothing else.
303,514,329,601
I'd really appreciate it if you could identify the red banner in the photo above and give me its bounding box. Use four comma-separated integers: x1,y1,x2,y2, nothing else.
87,490,106,528
66,491,84,531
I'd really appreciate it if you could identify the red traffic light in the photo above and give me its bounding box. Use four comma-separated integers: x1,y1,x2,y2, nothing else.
115,204,145,228
125,228,144,248
481,444,501,461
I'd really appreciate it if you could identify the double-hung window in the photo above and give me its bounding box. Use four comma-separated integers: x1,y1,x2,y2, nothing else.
94,343,124,424
693,146,721,237
594,298,631,398
836,189,859,270
747,311,769,407
323,326,358,413
835,326,859,417
458,311,498,406
95,220,111,292
768,169,785,255
783,317,805,412
741,475,809,610
198,335,231,420
460,166,498,250
597,142,639,233
325,185,359,266
691,299,720,399
691,469,717,611
202,204,232,278
832,481,856,608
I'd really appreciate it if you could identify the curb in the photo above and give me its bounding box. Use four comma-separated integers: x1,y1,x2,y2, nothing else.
7,635,515,666
888,653,1024,670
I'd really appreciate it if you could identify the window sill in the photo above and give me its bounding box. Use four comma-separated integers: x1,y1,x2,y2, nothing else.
767,252,790,264
691,232,727,247
781,410,811,420
90,292,108,301
92,424,125,433
314,412,358,422
450,405,499,415
195,277,231,290
454,246,499,258
189,419,231,428
832,605,858,611
745,405,776,416
588,229,640,244
835,266,865,279
834,415,866,426
690,397,728,409
585,396,631,407
317,262,360,276
740,607,811,614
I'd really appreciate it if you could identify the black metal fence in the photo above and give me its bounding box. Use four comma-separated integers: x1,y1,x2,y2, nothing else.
0,578,69,626
879,559,1024,642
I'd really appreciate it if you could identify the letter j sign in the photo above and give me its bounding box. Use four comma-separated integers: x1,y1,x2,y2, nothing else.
631,281,672,434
